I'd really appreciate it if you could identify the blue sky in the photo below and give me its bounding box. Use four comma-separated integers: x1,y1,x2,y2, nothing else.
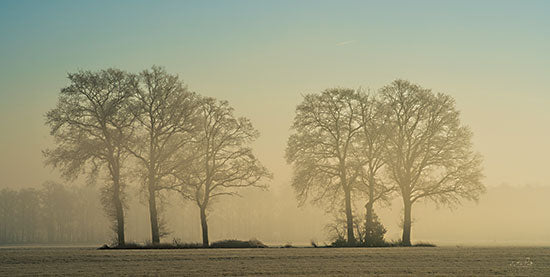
1,0,549,188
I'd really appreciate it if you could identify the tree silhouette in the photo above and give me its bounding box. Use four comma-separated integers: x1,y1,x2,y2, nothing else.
286,88,363,244
127,66,199,244
44,69,136,245
356,91,394,245
381,79,484,246
171,97,271,246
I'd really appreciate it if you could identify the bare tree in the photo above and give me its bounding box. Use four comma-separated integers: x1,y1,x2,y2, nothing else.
44,69,136,245
356,91,394,245
380,80,484,246
171,97,271,246
128,66,198,244
286,88,363,244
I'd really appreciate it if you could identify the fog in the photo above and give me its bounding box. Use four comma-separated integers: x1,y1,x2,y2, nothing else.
1,73,549,247
1,1,549,247
130,184,550,246
3,181,549,246
1,71,549,247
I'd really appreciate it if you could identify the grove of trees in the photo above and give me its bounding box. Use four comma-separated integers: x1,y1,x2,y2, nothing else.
44,67,271,246
286,80,484,246
0,66,484,247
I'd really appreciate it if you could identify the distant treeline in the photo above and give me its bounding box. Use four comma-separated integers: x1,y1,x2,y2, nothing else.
0,182,109,244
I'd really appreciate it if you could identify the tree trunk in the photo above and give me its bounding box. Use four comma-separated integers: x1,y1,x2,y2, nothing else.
200,206,209,247
113,178,125,246
365,174,375,245
114,198,125,245
402,199,412,246
111,160,125,246
147,132,160,245
364,199,373,245
344,188,355,244
148,179,160,244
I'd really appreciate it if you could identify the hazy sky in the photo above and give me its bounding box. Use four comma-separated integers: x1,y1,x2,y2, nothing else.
1,0,549,191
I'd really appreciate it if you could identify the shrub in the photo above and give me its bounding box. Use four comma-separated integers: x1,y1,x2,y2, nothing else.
385,239,403,247
330,237,350,247
100,241,203,249
364,212,387,247
326,210,389,247
210,239,267,248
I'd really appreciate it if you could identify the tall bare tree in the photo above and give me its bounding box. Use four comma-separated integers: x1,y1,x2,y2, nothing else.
381,79,484,246
44,69,136,245
356,91,394,245
286,88,363,244
171,97,271,246
128,66,198,244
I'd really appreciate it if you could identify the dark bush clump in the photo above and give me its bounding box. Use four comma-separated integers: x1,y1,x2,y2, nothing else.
326,211,389,247
100,241,203,250
413,242,436,247
210,239,267,248
330,237,355,247
363,213,388,247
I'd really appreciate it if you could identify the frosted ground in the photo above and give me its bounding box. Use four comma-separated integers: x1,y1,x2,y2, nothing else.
1,247,550,276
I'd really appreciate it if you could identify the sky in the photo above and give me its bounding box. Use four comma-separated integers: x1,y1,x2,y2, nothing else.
1,1,549,201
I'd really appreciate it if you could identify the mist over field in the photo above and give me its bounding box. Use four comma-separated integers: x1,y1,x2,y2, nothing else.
118,184,550,246
1,1,550,276
5,183,547,246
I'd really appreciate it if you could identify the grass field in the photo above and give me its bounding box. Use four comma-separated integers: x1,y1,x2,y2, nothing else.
1,246,549,276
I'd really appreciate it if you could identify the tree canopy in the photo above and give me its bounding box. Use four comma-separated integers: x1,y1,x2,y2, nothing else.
44,69,137,245
171,97,271,246
381,79,484,245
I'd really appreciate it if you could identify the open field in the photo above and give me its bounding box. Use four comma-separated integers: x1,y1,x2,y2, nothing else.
1,247,549,276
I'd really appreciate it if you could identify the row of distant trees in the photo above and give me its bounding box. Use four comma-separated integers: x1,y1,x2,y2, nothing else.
0,182,108,244
45,67,271,246
286,80,485,246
